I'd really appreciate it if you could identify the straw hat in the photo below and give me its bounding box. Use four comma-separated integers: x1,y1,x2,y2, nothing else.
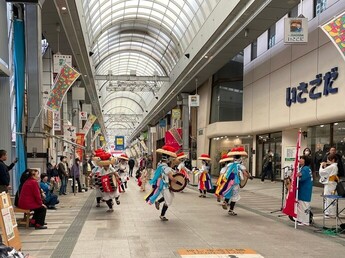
219,154,233,163
198,154,211,161
227,146,248,157
118,153,129,161
156,145,177,158
92,149,116,166
176,152,188,160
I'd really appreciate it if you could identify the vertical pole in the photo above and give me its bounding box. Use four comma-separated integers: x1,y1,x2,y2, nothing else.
180,93,190,156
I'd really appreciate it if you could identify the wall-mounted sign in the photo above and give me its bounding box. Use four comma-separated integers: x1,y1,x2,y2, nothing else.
189,94,200,107
53,111,61,131
284,17,308,44
286,67,338,107
115,136,125,150
79,111,87,121
159,119,166,128
171,108,181,120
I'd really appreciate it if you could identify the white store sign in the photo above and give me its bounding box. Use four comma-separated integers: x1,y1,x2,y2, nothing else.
284,17,308,44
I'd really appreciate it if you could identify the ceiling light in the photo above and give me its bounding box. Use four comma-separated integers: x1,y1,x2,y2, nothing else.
320,125,324,128
334,123,339,125
204,55,208,59
61,7,67,11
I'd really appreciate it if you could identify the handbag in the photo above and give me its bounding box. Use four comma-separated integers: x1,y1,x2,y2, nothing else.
336,180,345,197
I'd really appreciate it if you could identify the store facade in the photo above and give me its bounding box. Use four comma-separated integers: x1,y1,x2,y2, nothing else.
196,0,345,180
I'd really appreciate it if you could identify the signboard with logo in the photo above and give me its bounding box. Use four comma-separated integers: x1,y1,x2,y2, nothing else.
79,111,87,121
159,119,166,128
284,17,308,44
115,136,125,150
189,94,200,107
54,111,61,131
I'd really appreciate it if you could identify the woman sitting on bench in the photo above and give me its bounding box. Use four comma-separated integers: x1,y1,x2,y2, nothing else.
18,169,47,230
40,173,59,209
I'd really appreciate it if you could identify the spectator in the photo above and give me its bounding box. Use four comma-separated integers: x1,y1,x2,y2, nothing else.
322,146,344,178
58,156,68,195
71,158,82,193
128,158,135,177
146,155,153,179
83,155,92,190
18,169,47,230
0,149,18,193
40,173,59,209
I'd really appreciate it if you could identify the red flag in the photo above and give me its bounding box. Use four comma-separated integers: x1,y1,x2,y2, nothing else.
282,129,301,218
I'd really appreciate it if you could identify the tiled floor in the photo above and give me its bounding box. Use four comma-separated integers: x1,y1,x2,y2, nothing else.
17,178,345,258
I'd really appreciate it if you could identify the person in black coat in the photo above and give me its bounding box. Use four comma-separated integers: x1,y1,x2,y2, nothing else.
128,158,135,177
0,149,18,193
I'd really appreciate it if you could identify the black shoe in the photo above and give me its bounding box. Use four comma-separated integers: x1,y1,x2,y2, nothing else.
155,201,160,210
48,206,57,210
96,203,100,207
63,193,67,195
35,225,48,230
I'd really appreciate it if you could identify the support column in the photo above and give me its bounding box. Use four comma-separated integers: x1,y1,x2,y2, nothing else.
25,3,46,173
180,93,190,156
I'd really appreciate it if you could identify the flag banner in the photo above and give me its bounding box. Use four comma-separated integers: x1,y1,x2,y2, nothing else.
165,128,182,151
46,64,80,112
82,114,97,136
75,133,85,160
140,140,148,152
134,144,141,156
63,125,76,142
283,130,301,218
321,11,345,60
91,129,101,143
131,147,137,157
125,149,132,158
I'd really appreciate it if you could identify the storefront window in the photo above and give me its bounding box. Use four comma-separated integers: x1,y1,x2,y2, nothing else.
256,132,282,179
209,136,253,177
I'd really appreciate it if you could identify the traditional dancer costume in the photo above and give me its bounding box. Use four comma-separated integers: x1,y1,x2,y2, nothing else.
195,154,213,198
219,147,248,216
117,154,129,192
176,152,190,182
215,154,233,202
145,145,177,221
92,149,120,212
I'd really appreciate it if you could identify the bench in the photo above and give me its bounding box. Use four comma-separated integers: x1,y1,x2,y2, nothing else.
13,207,33,228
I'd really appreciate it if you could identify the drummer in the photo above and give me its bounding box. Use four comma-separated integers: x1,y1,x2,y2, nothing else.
219,147,248,216
145,145,177,221
93,149,120,212
215,154,233,202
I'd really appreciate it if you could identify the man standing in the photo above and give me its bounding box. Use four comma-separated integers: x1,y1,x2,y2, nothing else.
261,150,274,183
0,150,18,193
58,156,68,195
128,158,135,177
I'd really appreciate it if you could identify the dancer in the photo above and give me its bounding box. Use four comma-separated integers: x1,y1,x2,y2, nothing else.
219,147,248,216
176,152,190,182
215,154,233,202
117,154,129,192
145,145,177,221
195,154,213,198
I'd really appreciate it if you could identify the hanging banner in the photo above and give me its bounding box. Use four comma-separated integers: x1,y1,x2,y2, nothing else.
283,130,301,218
134,144,141,156
115,136,125,150
82,114,97,136
140,140,148,152
91,129,101,143
79,111,87,121
131,147,137,157
171,108,181,120
63,125,76,142
125,149,132,158
75,133,85,160
284,17,308,44
321,11,345,60
45,64,80,112
189,94,200,107
53,54,72,73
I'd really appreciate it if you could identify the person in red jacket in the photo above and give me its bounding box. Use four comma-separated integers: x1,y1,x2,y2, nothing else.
18,169,47,230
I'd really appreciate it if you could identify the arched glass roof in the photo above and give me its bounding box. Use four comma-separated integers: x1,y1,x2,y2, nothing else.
81,0,219,134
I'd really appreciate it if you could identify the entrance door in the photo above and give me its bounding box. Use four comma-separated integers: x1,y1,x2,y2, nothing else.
256,132,282,180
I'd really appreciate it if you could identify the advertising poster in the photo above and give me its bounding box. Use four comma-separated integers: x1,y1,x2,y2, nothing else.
115,136,125,150
284,17,308,44
82,114,97,136
1,208,15,241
